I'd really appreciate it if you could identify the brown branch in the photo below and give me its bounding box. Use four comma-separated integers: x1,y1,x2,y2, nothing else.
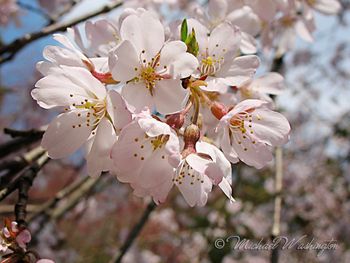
0,146,45,189
4,128,44,138
111,201,157,263
0,1,123,64
0,135,43,159
0,153,49,202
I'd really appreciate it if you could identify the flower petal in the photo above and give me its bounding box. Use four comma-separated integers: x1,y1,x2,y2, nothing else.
42,110,92,159
121,82,154,113
109,40,139,82
154,79,188,114
86,118,116,178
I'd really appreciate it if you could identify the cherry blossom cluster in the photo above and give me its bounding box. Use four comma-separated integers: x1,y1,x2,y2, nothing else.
188,0,340,55
30,4,299,207
0,220,54,263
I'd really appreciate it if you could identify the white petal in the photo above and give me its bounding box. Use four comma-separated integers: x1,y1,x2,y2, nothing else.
33,73,91,109
109,40,139,82
312,0,341,14
42,110,92,159
154,79,188,114
120,11,164,61
218,55,260,86
251,108,291,146
121,82,154,113
240,32,257,54
251,72,285,95
209,23,241,60
219,177,235,202
159,41,198,79
107,90,132,131
86,118,116,177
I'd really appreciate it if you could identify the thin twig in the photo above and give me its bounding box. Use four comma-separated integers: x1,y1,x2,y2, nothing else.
111,201,157,263
0,153,49,202
0,1,123,64
0,146,45,189
4,128,44,138
270,56,285,263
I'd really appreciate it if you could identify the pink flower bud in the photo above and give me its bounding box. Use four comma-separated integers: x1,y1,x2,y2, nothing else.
166,112,185,129
211,102,228,120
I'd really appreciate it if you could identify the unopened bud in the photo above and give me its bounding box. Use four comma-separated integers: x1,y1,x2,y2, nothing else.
183,124,200,149
166,112,185,129
211,102,228,120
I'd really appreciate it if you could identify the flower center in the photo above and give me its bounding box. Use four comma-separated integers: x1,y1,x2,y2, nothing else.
200,54,224,76
150,135,169,151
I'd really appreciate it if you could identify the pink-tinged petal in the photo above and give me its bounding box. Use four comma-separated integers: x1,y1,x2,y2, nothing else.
121,82,154,113
60,66,107,100
240,32,257,54
311,0,341,15
251,72,285,95
32,73,92,109
43,45,85,68
132,177,173,204
16,229,31,249
222,99,267,122
247,0,277,22
53,33,78,51
107,90,132,131
154,79,188,114
201,78,228,93
231,132,273,169
209,23,241,60
226,6,261,36
175,161,212,207
218,55,260,86
37,260,55,263
186,153,212,174
159,41,198,78
185,153,223,185
196,141,232,179
111,121,147,175
251,108,291,146
138,116,172,137
208,0,228,22
218,177,235,202
220,128,239,164
86,119,116,178
136,148,175,188
295,19,314,43
120,12,164,61
42,110,92,159
109,40,139,82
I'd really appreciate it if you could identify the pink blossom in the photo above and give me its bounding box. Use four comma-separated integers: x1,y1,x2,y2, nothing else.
109,11,198,114
218,99,291,168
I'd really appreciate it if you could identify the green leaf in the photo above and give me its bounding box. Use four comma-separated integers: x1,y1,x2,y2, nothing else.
186,28,199,57
180,19,188,42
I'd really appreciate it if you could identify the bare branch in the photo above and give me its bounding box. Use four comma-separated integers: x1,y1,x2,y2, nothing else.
0,146,45,189
0,129,44,159
0,1,123,64
0,153,49,202
111,201,157,263
270,56,285,263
